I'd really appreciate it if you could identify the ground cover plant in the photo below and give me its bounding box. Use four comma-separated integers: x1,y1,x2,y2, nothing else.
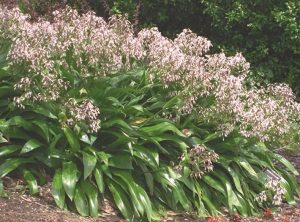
0,6,300,221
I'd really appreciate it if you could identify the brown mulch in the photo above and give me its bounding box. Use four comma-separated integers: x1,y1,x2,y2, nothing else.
1,184,299,222
0,0,17,9
0,182,120,222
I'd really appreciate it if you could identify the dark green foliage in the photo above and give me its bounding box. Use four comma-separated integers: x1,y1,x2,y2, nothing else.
200,0,300,98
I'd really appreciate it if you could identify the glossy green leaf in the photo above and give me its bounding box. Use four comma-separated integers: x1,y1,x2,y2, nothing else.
0,145,21,157
20,139,42,154
134,182,153,221
7,116,33,131
213,170,245,214
162,96,182,109
272,153,299,176
63,127,80,152
74,187,89,216
97,152,109,166
0,158,29,178
32,120,50,143
80,134,96,145
152,134,189,152
52,169,65,209
198,185,219,216
225,166,244,195
21,169,38,194
178,168,197,193
81,180,99,217
280,177,296,205
279,168,300,196
101,118,131,130
0,133,8,143
62,161,80,200
33,107,57,119
94,168,104,193
0,179,6,197
113,170,147,216
82,151,97,180
202,175,225,193
107,180,134,220
0,66,9,79
133,145,159,168
140,122,185,137
172,183,192,211
6,127,30,140
139,162,154,195
236,158,258,179
109,154,133,169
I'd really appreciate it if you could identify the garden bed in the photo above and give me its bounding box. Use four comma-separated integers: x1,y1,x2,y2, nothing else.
1,152,300,222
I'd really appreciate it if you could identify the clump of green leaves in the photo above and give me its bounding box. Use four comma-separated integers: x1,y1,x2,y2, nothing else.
1,63,299,220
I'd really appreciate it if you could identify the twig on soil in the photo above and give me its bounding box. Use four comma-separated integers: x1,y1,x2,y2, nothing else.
19,195,56,211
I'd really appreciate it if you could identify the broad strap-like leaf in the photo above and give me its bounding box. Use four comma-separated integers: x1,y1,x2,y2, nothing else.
202,175,225,194
52,169,65,209
213,170,245,214
107,179,134,220
62,127,80,152
280,176,296,205
20,139,42,154
82,151,97,180
113,170,152,217
7,116,33,131
162,96,183,109
224,165,244,195
80,133,96,145
101,118,132,130
272,153,299,176
81,180,99,217
0,145,21,157
94,168,104,193
32,107,57,119
21,168,38,194
0,158,30,178
32,120,50,143
74,187,89,216
140,122,185,137
62,161,80,200
139,162,154,195
133,145,159,168
235,158,258,179
109,154,133,170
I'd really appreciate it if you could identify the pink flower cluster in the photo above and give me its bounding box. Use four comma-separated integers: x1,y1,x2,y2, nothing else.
0,7,144,132
1,6,299,141
174,144,219,178
239,84,300,141
66,99,100,133
0,7,28,40
138,25,299,144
